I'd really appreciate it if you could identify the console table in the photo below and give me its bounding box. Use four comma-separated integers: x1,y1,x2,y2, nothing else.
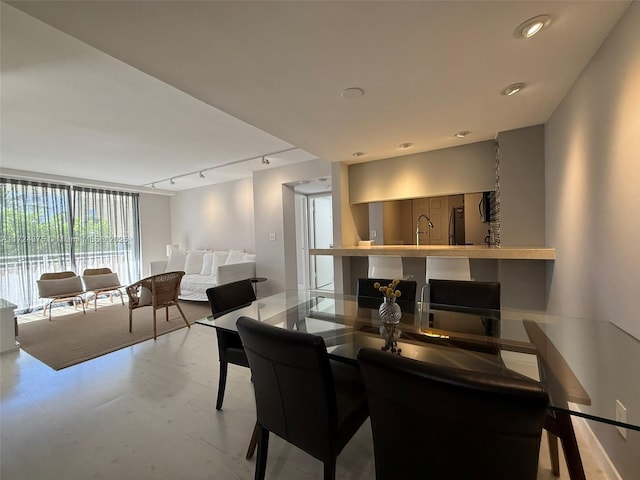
0,299,19,354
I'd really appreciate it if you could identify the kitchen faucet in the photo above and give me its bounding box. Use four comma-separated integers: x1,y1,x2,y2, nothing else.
416,214,434,246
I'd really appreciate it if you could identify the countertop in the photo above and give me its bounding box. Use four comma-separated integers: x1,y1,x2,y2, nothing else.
309,245,555,260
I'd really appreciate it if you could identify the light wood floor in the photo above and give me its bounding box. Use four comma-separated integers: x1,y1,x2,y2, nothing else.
1,317,620,479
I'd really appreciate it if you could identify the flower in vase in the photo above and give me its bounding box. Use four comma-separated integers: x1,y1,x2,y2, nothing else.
374,279,401,300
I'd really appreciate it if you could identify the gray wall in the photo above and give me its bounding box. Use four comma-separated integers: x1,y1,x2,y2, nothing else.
497,125,548,311
348,140,495,204
545,3,639,477
169,177,255,253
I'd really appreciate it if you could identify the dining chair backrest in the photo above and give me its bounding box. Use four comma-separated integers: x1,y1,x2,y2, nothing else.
206,279,256,319
429,279,501,310
368,255,404,279
236,316,368,478
357,347,549,480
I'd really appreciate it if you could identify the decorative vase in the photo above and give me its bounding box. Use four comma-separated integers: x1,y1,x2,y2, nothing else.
379,296,402,353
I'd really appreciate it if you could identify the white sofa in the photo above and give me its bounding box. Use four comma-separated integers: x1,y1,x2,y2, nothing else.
150,249,256,301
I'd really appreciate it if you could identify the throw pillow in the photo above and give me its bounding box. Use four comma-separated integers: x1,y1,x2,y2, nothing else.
241,253,256,263
211,251,229,275
225,249,245,265
166,249,186,272
184,250,204,274
139,286,153,306
200,252,214,276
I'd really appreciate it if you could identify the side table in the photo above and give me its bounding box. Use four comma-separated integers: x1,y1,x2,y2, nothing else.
249,277,267,297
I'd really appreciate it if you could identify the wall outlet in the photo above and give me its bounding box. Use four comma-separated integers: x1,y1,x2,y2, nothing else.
269,232,276,241
615,399,628,440
371,230,377,239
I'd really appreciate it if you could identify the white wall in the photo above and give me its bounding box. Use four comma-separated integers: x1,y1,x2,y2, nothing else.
253,158,331,296
169,177,255,252
545,3,639,477
139,193,172,275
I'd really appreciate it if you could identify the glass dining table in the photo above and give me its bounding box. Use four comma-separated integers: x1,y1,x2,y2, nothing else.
196,290,639,480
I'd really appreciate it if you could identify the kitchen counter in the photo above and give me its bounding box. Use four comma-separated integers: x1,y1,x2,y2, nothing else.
309,245,555,260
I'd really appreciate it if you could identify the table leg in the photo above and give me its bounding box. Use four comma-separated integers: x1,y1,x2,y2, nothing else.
545,411,586,480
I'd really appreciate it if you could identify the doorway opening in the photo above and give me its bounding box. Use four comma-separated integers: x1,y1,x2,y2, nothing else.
295,191,333,291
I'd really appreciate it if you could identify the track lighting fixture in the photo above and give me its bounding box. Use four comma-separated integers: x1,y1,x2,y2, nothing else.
143,147,297,188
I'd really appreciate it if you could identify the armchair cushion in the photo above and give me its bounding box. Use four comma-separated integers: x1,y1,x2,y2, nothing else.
82,272,121,291
37,276,83,298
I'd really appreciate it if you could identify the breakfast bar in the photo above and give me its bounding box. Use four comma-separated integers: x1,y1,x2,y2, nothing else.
310,245,555,260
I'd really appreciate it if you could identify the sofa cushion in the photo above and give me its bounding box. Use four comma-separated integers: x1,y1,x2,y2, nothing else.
225,249,245,264
166,249,186,272
181,274,218,296
200,252,214,275
185,250,204,274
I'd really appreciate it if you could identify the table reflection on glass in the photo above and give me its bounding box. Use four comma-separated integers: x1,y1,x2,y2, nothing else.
196,290,639,480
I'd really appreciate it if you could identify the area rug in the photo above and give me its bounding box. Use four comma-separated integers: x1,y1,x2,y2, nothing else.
17,300,212,370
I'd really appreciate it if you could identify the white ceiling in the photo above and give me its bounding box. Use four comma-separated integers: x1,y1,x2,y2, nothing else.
1,1,631,192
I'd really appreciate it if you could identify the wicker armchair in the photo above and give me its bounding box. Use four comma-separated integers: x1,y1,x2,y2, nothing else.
126,271,190,339
82,267,124,311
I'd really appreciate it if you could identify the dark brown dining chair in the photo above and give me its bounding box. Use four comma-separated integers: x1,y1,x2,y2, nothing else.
428,279,501,338
428,278,501,309
357,347,549,480
205,279,256,411
126,271,189,339
236,316,369,480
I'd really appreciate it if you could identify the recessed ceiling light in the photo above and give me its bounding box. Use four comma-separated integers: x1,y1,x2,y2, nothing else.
341,87,365,101
199,171,205,179
170,178,176,185
398,143,413,149
514,15,551,39
455,131,470,138
352,151,365,157
501,83,525,96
